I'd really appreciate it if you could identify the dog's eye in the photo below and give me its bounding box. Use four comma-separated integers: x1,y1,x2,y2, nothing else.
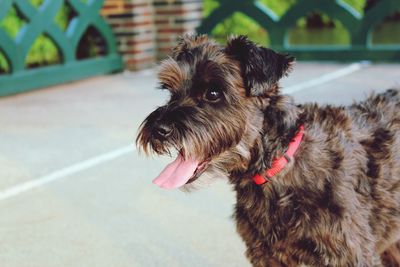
205,88,222,102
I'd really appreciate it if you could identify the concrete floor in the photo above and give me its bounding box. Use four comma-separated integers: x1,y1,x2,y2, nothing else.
0,62,399,267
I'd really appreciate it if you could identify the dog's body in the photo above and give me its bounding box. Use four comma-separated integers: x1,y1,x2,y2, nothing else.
233,92,400,267
137,35,400,266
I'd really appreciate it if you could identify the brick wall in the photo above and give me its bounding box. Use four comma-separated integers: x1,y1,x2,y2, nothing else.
102,0,156,70
153,0,203,60
102,0,203,70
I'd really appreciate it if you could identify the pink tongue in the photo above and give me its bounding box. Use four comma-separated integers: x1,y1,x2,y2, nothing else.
153,155,200,189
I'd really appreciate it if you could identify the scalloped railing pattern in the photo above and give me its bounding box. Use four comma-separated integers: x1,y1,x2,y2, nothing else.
0,0,122,97
198,0,400,61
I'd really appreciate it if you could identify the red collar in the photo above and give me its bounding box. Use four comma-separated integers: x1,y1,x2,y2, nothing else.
253,125,305,185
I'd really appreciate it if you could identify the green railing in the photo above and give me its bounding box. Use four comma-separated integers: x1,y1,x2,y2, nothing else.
198,0,400,61
0,0,122,97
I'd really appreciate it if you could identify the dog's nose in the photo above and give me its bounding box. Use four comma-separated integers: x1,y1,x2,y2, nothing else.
155,123,173,138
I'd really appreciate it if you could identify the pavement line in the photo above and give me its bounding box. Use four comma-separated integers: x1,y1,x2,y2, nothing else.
0,145,135,201
283,62,369,94
0,62,367,201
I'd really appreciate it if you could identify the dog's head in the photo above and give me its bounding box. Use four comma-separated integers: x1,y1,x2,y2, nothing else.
136,35,294,189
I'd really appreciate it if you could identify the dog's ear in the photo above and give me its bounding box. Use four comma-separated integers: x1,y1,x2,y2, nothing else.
225,35,294,97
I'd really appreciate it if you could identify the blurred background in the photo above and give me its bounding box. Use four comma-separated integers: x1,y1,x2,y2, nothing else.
204,0,400,46
0,0,399,266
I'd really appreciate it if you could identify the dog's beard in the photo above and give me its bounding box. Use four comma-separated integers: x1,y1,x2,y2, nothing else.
183,143,257,191
181,134,258,192
137,124,245,189
139,135,241,190
149,138,230,190
137,105,263,190
184,110,264,190
181,162,229,192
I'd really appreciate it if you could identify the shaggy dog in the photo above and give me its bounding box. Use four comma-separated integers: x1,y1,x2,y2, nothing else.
137,34,400,267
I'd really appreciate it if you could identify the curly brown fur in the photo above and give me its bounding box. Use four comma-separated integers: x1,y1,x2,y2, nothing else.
137,34,400,266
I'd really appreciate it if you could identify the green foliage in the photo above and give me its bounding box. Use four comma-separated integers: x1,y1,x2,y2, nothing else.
206,0,298,45
204,0,296,45
0,52,9,73
342,0,366,14
260,0,297,17
30,0,43,8
211,12,270,45
0,0,71,72
27,0,71,67
203,0,220,17
372,21,400,44
289,23,350,45
0,6,27,38
26,34,62,68
0,6,26,72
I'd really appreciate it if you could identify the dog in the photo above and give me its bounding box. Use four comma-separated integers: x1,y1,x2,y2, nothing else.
136,34,400,267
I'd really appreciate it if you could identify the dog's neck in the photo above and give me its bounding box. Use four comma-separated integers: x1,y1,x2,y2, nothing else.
259,95,303,168
229,94,303,187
